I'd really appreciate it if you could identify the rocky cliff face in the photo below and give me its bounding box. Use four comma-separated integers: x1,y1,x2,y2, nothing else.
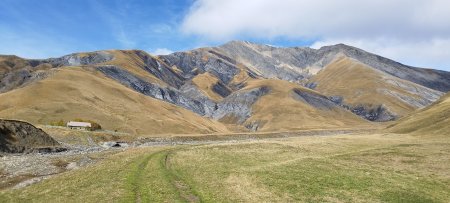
159,50,241,84
212,86,270,123
97,65,215,116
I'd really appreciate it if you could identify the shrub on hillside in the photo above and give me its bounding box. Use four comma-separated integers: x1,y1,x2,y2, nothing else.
49,119,65,127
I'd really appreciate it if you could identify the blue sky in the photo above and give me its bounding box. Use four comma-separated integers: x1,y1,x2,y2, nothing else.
1,0,449,71
0,0,194,57
0,0,311,57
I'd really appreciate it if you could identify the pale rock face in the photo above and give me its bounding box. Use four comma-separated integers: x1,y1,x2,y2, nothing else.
211,86,270,123
47,51,114,67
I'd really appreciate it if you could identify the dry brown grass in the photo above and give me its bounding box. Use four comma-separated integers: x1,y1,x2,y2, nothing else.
387,93,450,136
239,79,372,132
0,67,229,135
309,57,442,117
191,72,225,101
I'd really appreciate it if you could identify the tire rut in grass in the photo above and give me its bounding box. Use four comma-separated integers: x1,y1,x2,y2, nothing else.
126,149,199,203
162,151,200,203
128,154,154,203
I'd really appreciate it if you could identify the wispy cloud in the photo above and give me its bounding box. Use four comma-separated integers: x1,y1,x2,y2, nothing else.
150,48,174,55
90,0,137,48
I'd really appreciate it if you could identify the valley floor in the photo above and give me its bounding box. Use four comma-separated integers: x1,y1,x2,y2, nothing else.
1,131,450,202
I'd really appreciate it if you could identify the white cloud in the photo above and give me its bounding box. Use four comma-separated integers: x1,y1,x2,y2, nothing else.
151,48,174,55
312,38,450,69
182,0,450,40
181,0,450,70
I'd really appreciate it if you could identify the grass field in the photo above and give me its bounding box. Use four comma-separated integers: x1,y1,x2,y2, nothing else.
1,133,449,202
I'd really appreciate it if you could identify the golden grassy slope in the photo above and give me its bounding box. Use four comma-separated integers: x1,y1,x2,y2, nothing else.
241,79,371,132
191,72,225,101
0,67,229,135
308,57,442,117
387,93,450,136
0,55,27,74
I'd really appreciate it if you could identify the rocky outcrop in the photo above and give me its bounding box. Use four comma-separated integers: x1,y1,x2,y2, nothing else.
179,82,217,116
344,104,396,121
292,89,338,110
212,82,232,98
98,65,269,123
0,119,62,154
97,65,215,116
212,86,270,123
0,67,52,93
0,55,51,93
159,50,241,84
380,79,443,108
133,50,184,88
0,52,114,93
217,41,311,82
45,51,114,67
291,89,397,121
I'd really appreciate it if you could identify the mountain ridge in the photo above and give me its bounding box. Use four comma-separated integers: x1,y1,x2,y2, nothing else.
1,41,448,134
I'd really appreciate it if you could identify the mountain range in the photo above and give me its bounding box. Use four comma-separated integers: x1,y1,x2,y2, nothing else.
1,41,449,135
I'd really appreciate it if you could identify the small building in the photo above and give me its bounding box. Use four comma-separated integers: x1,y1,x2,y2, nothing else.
67,121,92,130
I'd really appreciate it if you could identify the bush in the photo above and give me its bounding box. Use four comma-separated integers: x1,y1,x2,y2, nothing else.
90,122,102,131
49,119,65,127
